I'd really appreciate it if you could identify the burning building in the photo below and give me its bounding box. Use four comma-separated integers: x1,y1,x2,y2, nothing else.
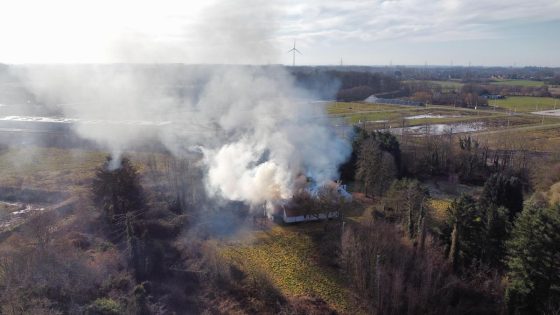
268,179,351,224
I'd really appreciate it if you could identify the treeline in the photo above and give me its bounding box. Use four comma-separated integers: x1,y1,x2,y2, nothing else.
342,127,531,187
482,84,551,97
406,81,490,107
339,128,560,314
406,81,551,108
290,68,402,101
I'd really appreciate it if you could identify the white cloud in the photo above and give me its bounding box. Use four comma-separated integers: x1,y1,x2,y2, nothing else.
0,0,559,64
280,0,560,43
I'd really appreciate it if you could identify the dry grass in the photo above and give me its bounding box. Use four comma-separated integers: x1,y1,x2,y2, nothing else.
219,225,352,314
0,147,106,192
0,147,170,193
428,198,451,223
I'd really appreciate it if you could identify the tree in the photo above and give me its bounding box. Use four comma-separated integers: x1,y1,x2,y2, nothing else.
384,179,429,240
456,136,489,183
445,195,485,270
506,204,560,314
371,131,402,176
482,205,511,268
92,156,144,225
480,173,524,221
356,137,397,197
339,126,369,182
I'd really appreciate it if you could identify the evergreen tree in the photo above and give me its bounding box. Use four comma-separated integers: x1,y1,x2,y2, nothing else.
344,129,402,183
339,126,369,181
446,195,485,270
371,131,402,176
92,156,144,224
480,173,523,221
482,206,511,268
506,204,560,314
356,137,397,197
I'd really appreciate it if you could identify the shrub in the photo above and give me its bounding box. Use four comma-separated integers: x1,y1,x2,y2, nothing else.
86,298,123,315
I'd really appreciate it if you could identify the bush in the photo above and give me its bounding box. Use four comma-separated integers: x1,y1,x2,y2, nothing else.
86,298,123,315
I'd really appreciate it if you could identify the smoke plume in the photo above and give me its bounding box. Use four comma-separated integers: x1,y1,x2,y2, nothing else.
10,0,351,206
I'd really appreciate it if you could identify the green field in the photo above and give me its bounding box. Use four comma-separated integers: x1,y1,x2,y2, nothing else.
490,96,559,112
327,102,406,115
490,80,546,87
328,102,499,126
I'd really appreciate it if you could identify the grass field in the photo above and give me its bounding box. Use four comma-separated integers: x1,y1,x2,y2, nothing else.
329,102,500,126
220,224,352,313
328,102,407,115
0,147,169,192
490,96,559,112
0,147,106,192
476,125,560,152
490,80,546,87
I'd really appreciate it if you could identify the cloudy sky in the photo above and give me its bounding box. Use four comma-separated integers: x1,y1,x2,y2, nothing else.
1,0,559,66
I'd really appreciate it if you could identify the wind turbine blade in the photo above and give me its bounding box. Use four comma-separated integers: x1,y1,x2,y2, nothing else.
288,48,295,53
295,48,302,55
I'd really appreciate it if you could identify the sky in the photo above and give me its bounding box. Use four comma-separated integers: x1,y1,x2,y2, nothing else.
0,0,559,66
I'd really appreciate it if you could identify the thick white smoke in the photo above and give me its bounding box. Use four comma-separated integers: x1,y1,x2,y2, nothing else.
197,67,350,204
10,0,351,206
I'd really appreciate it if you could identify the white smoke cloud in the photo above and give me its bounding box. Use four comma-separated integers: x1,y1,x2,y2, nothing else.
9,0,351,206
196,66,349,204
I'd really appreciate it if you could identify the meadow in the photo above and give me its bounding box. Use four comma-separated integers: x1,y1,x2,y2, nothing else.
489,79,546,87
490,96,559,112
327,101,409,115
0,147,169,193
328,102,507,127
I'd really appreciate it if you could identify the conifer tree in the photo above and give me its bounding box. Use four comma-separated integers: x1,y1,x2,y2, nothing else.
506,204,560,314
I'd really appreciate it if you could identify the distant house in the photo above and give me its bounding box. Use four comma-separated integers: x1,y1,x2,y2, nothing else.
365,95,423,106
482,94,505,100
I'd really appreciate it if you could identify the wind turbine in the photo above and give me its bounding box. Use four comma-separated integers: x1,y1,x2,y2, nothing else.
288,40,302,66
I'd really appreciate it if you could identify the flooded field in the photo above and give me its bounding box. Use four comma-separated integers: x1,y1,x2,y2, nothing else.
533,109,560,117
404,113,462,120
386,122,486,135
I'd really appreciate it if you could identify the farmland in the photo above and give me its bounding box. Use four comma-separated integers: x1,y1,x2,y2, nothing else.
490,96,559,112
489,79,546,87
329,102,496,125
327,102,402,115
405,80,464,90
